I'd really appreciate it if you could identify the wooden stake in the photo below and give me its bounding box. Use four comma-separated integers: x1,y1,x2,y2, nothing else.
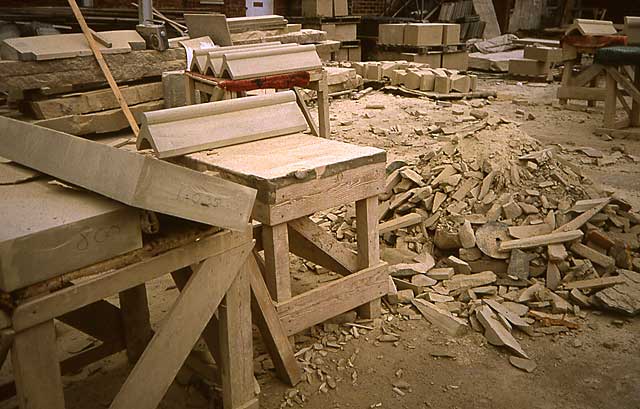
67,0,140,137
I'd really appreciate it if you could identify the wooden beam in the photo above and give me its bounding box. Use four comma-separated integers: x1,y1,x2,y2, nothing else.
571,63,604,87
276,263,388,336
250,252,302,386
13,321,65,409
109,241,252,409
67,0,139,137
606,66,640,105
218,260,257,409
356,196,382,319
293,86,319,137
288,216,358,275
0,117,256,231
12,229,251,332
261,224,291,301
119,284,153,364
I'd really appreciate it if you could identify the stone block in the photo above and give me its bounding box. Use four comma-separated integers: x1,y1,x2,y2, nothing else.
302,0,333,17
442,52,468,70
404,23,443,46
379,24,406,45
442,23,461,44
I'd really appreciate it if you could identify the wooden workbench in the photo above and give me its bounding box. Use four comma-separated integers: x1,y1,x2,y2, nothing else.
2,224,260,409
181,133,389,335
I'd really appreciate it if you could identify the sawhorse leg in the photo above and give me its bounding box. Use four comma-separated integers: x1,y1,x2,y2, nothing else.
317,72,330,138
559,59,575,105
13,321,65,409
632,65,640,127
355,196,381,319
604,69,618,128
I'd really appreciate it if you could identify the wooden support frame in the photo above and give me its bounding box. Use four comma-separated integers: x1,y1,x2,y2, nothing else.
7,228,259,409
557,57,607,104
602,64,640,134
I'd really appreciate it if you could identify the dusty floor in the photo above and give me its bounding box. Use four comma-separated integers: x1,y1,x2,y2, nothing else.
3,78,640,409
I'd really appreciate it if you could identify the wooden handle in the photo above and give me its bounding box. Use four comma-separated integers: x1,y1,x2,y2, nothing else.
67,0,140,137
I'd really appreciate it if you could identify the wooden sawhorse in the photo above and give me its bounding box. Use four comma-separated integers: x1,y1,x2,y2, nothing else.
184,69,331,138
594,46,640,138
557,36,628,106
181,134,389,338
2,227,298,409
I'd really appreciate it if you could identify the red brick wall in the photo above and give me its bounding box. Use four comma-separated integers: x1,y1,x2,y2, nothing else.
1,0,246,17
350,0,384,15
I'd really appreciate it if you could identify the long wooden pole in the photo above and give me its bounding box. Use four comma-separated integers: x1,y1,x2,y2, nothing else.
67,0,140,137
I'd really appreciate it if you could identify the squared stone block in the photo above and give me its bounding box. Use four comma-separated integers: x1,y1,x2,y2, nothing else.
442,52,468,70
303,0,333,17
334,23,357,41
333,0,349,17
379,24,406,45
508,58,549,76
523,46,563,63
442,23,461,45
404,23,443,46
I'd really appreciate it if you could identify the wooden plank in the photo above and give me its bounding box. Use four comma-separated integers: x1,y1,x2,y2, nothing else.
109,241,252,409
294,86,319,137
571,64,604,87
356,196,382,319
0,117,256,231
288,216,358,275
218,261,257,409
499,230,583,251
249,252,302,386
604,70,619,128
276,263,388,336
119,284,153,364
138,91,307,158
261,224,291,301
171,267,223,370
35,99,163,136
67,0,140,136
12,321,65,409
632,66,640,126
30,82,163,119
12,229,250,332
